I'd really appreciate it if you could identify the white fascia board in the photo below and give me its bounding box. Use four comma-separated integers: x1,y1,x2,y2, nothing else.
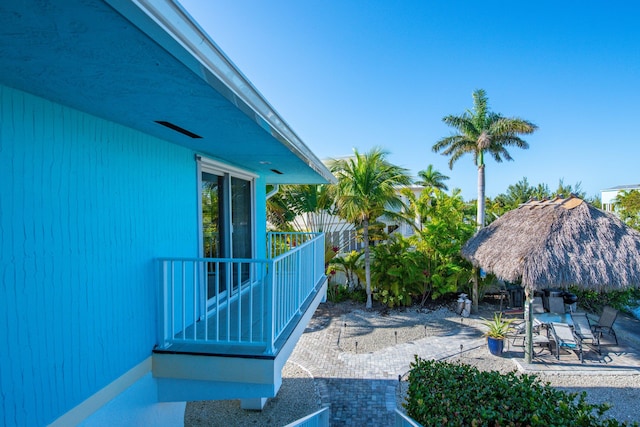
106,0,336,184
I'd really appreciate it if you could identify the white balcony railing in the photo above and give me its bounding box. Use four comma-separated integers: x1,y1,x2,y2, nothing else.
157,232,325,356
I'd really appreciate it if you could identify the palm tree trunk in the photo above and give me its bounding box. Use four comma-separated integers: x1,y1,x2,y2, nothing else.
363,216,372,309
477,164,485,229
473,163,486,314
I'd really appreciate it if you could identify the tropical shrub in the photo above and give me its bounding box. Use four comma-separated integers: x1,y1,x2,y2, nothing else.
327,250,364,290
404,357,635,427
370,236,429,307
412,189,475,299
569,286,640,315
326,281,350,303
480,312,516,339
369,187,475,308
348,287,367,303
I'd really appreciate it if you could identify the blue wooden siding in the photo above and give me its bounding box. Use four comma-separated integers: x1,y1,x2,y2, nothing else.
0,85,199,426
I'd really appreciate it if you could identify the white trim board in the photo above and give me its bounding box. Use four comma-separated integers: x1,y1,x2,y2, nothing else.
49,358,152,427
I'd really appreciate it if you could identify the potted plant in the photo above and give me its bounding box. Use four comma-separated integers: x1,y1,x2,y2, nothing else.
480,313,515,356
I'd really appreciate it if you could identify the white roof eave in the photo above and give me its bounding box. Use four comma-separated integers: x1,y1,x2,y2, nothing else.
106,0,336,184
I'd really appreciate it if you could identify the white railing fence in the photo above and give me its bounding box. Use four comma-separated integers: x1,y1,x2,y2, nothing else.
395,409,423,427
158,232,325,355
283,407,330,427
267,231,319,258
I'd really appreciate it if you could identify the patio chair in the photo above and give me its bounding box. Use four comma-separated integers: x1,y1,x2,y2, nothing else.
591,306,619,345
531,297,545,314
549,322,583,363
548,296,566,314
571,312,600,354
508,318,549,355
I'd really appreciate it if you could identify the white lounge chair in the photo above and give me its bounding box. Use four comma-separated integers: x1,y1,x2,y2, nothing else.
550,322,583,363
571,312,600,354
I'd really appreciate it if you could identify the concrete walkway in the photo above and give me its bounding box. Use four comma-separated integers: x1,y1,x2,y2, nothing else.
289,305,640,427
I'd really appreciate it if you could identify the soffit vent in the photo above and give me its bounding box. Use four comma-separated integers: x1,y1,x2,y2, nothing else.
155,121,202,139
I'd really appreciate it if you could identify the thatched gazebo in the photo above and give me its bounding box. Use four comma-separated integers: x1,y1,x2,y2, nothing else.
461,195,640,361
463,196,640,291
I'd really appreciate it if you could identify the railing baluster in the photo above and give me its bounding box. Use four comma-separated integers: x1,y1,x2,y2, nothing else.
226,261,231,342
170,261,175,344
181,261,186,340
204,260,208,342
215,261,220,341
237,261,241,342
193,261,197,340
297,249,302,313
266,260,275,354
249,265,254,343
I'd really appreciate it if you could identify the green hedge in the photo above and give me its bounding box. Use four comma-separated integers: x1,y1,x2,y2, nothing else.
404,357,637,427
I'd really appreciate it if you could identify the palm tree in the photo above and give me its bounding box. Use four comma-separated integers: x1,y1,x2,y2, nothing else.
432,89,537,228
416,164,449,191
330,148,412,308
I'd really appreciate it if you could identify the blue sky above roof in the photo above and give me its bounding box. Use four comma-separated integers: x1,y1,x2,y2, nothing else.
178,0,640,200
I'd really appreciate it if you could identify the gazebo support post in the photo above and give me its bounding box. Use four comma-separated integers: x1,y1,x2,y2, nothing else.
524,289,533,363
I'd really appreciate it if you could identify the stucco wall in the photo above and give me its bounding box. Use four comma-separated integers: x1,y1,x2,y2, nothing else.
0,85,198,426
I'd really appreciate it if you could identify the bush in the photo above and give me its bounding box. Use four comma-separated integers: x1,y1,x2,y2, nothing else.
570,286,640,315
404,357,636,427
326,283,350,303
348,288,367,303
370,236,428,307
371,235,471,308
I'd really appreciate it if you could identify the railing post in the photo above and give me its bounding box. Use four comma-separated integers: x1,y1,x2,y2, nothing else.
265,260,275,355
159,260,168,348
297,248,302,313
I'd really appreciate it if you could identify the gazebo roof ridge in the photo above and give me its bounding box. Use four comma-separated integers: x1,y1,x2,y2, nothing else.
519,194,583,211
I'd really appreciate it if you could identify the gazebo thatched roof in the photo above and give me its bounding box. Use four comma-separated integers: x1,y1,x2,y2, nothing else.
461,196,640,292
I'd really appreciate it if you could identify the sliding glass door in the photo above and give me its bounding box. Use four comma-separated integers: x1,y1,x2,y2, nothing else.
200,159,254,307
231,177,252,284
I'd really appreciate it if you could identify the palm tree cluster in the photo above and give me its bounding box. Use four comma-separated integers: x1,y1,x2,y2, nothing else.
268,89,539,312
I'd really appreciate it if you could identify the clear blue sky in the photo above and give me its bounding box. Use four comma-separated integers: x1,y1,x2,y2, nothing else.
179,0,639,201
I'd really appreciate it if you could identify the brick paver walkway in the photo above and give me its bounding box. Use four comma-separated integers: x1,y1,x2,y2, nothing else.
289,310,485,426
289,305,640,426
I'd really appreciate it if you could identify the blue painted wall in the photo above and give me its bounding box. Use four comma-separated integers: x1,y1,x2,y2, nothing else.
0,85,201,426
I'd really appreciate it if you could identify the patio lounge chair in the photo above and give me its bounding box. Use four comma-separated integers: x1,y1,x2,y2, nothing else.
550,322,583,363
591,306,619,345
571,312,600,354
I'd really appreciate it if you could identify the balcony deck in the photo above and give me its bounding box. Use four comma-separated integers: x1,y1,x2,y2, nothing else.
153,233,327,409
156,274,326,357
152,232,327,403
155,232,326,357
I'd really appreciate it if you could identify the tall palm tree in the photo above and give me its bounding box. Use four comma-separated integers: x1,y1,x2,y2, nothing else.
432,89,537,228
416,164,449,191
330,148,412,308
